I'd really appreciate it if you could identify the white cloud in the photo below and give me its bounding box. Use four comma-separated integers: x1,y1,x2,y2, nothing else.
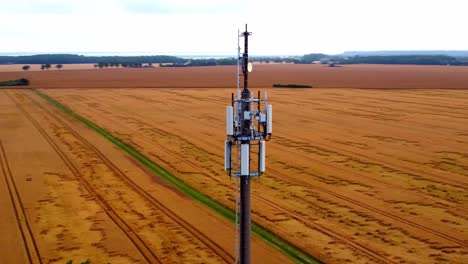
0,0,467,54
115,0,242,14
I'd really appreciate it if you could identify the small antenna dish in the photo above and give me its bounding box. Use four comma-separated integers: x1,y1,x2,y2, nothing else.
247,62,253,73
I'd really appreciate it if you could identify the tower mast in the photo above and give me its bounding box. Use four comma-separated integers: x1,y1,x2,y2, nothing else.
225,24,273,264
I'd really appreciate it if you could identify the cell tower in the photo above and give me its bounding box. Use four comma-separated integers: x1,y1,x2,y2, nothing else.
224,24,272,264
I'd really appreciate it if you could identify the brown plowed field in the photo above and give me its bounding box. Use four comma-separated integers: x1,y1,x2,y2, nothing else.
39,87,468,264
1,64,468,89
0,89,290,264
0,64,97,72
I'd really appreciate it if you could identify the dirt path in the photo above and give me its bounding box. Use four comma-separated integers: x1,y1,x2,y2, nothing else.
0,140,39,263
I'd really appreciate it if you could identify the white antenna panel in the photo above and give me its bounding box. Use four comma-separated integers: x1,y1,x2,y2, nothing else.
225,141,232,170
226,106,234,136
259,141,266,172
266,104,273,134
241,144,250,175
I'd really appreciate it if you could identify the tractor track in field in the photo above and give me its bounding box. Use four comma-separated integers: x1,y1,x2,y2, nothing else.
269,139,468,213
64,100,398,263
39,90,468,261
5,91,164,264
70,92,468,207
0,141,43,264
259,159,468,257
252,195,397,264
116,127,399,263
264,166,468,248
90,107,468,247
22,91,234,263
131,128,468,261
35,90,326,264
70,93,468,245
68,98,468,220
21,90,235,264
275,133,468,190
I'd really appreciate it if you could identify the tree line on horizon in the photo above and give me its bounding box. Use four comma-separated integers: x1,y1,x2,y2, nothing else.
2,53,468,66
21,64,64,70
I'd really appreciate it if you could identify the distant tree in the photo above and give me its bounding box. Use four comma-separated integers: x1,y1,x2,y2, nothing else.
41,64,46,70
45,64,51,70
148,63,153,67
337,55,460,65
19,78,29,85
56,64,63,70
22,65,30,71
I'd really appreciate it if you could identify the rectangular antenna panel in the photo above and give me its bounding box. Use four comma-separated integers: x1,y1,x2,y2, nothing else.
241,144,250,175
267,104,273,134
259,141,266,172
224,141,231,170
226,106,234,135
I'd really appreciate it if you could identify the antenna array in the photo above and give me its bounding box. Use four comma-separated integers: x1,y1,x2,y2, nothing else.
224,24,273,264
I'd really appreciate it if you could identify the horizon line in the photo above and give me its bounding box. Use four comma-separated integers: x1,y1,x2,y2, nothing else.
1,50,468,58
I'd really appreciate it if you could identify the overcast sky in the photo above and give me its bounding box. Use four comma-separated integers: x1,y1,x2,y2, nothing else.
0,0,466,55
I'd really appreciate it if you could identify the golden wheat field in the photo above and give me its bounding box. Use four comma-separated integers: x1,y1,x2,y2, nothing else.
1,64,467,263
0,89,290,264
41,86,468,263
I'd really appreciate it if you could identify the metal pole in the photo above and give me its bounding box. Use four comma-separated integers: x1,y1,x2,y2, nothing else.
240,24,252,264
242,24,250,92
240,176,251,264
239,92,251,264
235,174,240,264
227,23,271,264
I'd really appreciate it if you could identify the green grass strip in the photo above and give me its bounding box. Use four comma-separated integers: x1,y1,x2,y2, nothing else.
0,78,29,86
34,89,323,264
